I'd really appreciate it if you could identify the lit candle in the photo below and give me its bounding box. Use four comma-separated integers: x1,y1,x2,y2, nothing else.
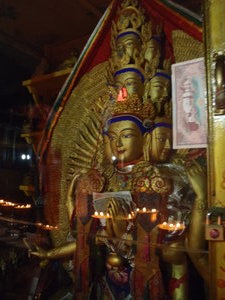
128,214,132,219
158,222,168,230
92,211,111,219
206,213,210,225
142,207,147,212
136,208,140,212
14,204,31,209
176,222,181,228
36,222,43,226
150,208,158,222
158,221,185,231
41,224,55,231
3,201,15,207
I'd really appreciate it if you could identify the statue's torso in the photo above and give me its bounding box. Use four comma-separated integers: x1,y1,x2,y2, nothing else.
105,161,173,195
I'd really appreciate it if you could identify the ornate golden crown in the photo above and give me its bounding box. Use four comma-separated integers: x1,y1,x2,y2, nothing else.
107,88,156,122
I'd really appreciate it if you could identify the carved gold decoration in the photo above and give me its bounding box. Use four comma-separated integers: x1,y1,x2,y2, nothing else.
107,92,156,121
172,30,204,63
46,61,109,247
109,0,162,90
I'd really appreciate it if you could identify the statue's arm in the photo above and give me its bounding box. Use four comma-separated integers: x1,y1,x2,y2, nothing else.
30,241,76,268
66,174,80,220
186,161,209,284
187,199,209,283
31,241,76,260
47,241,76,259
30,174,80,265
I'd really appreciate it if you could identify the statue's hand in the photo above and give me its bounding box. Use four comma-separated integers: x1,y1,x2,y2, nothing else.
28,245,49,268
186,160,206,200
31,245,48,259
106,198,134,239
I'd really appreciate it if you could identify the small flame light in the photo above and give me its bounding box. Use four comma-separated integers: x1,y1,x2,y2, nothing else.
92,211,111,219
38,223,58,231
158,221,185,231
136,207,158,222
14,204,31,209
150,208,158,222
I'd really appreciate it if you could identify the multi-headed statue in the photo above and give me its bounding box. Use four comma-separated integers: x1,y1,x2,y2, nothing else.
31,1,207,299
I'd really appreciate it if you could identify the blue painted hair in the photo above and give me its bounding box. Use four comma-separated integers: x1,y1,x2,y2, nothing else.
103,115,172,135
116,31,140,41
154,72,171,80
114,67,145,83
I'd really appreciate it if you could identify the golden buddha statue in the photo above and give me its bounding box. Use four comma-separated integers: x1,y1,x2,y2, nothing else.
75,92,175,299
31,91,204,299
30,1,208,299
31,97,206,300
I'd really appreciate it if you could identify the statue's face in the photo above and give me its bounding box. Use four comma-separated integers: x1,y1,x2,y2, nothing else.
149,76,168,102
144,39,160,63
114,71,144,98
151,126,172,162
116,34,141,59
107,120,144,163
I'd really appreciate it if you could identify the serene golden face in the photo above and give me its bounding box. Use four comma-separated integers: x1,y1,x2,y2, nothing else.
116,34,141,59
149,76,169,102
144,39,160,63
107,120,144,163
114,71,144,98
151,126,172,162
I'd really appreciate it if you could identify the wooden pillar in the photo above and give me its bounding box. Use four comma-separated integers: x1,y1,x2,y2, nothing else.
204,1,225,299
